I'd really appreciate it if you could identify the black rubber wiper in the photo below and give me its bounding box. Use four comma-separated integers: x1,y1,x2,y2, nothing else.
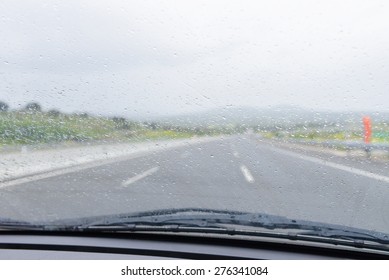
67,208,294,230
298,227,389,245
54,208,389,246
5,208,389,251
0,218,44,231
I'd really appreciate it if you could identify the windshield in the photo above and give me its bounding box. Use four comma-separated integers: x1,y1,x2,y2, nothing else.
1,0,389,251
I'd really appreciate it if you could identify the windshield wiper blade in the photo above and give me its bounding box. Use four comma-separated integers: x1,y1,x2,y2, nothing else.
11,208,387,249
0,218,45,231
298,227,389,245
68,208,294,230
53,208,389,245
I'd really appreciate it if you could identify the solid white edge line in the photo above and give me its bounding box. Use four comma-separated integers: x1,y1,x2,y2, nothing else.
240,165,255,183
0,136,226,189
0,152,149,189
268,146,389,184
121,167,160,187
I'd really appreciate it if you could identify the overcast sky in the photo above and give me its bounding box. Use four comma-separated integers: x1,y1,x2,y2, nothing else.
1,0,389,117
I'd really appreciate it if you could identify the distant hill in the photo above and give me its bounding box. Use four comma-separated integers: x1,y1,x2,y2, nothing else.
150,106,389,128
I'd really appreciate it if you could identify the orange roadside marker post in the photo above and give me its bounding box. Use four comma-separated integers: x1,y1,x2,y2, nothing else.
363,116,372,157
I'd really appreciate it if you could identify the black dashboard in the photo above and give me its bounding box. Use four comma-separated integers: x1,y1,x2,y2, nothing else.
0,231,387,260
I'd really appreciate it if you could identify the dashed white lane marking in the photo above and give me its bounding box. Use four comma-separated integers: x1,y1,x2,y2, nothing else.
268,146,389,184
240,165,255,183
122,167,160,187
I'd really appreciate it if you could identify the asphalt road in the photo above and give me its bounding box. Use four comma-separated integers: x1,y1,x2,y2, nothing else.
1,134,389,233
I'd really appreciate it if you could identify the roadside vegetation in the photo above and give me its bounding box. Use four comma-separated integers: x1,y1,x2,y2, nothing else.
0,101,231,148
256,122,389,144
2,100,388,148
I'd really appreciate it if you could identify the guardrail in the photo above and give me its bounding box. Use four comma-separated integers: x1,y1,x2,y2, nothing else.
285,139,389,157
